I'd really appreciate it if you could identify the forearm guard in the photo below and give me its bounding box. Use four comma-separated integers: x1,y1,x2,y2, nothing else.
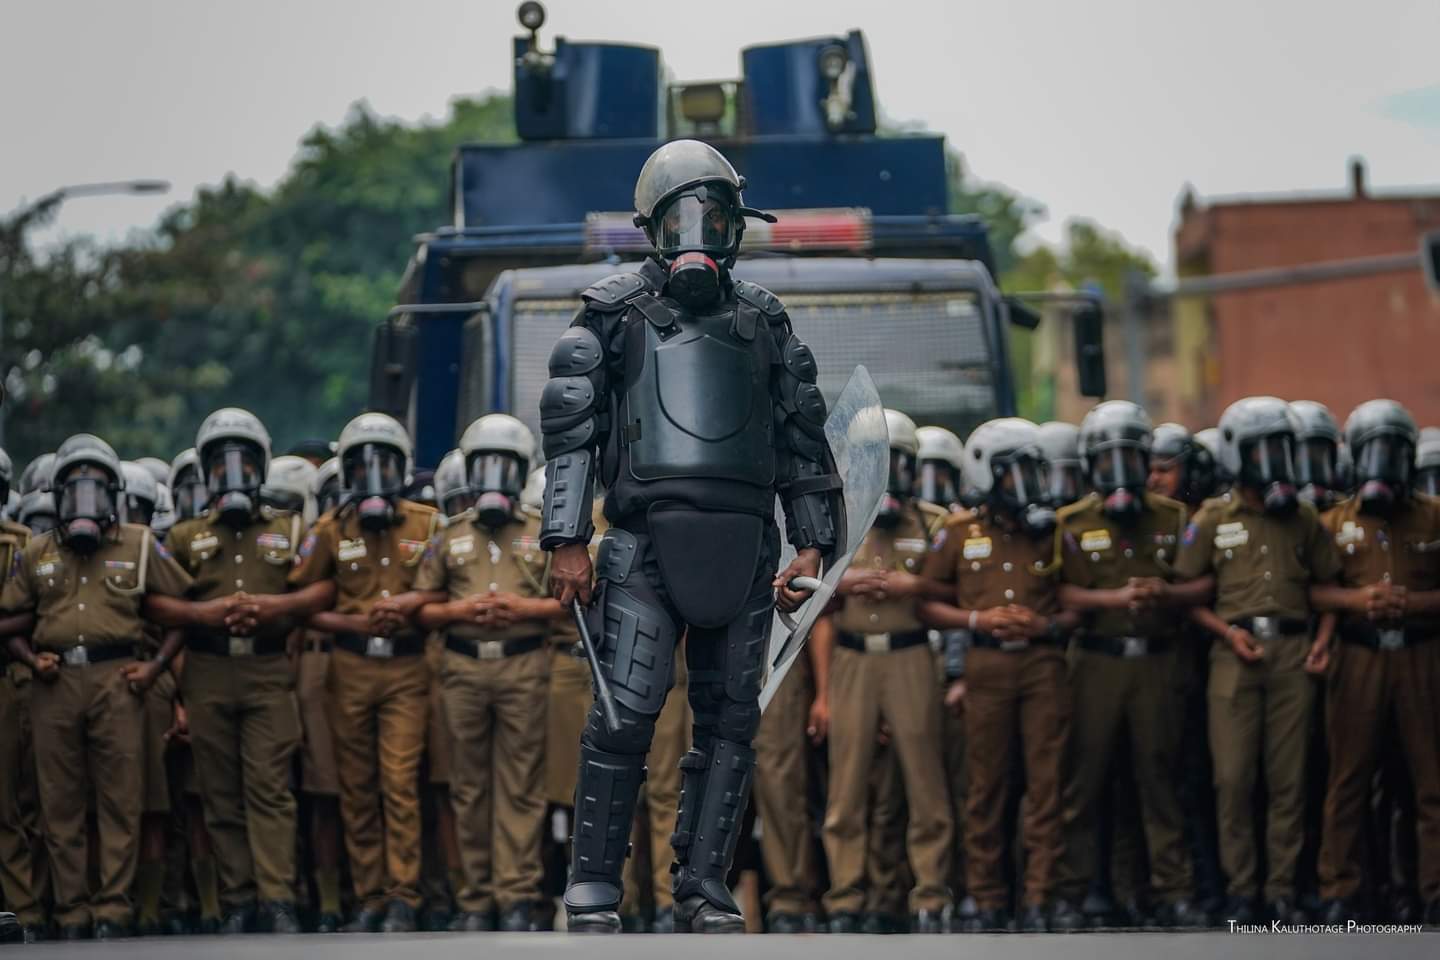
539,324,606,550
770,318,841,555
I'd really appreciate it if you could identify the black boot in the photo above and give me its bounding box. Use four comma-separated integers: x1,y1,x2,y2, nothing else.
1267,897,1305,927
1017,904,1048,932
261,901,301,934
911,908,947,933
827,912,862,934
564,743,646,933
1221,896,1258,926
669,740,756,934
380,900,417,933
500,902,541,932
1049,898,1086,932
217,904,254,935
343,905,386,933
1153,898,1211,929
765,911,813,933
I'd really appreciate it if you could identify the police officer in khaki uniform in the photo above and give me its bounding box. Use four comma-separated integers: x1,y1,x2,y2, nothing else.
0,447,48,943
1051,402,1209,929
290,413,440,934
1173,397,1341,926
919,418,1076,932
820,410,953,934
0,435,215,940
170,410,332,934
1310,401,1440,926
413,415,561,932
753,650,818,933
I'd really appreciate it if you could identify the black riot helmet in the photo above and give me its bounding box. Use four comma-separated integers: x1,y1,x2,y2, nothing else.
1416,428,1440,498
51,434,123,553
1289,400,1342,508
1079,401,1153,522
1344,399,1418,516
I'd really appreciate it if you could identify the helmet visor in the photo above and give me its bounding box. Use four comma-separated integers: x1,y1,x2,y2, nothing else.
1417,466,1440,497
1356,435,1413,487
1045,461,1085,505
204,442,264,497
120,493,155,527
995,453,1045,510
174,466,210,519
655,191,736,256
343,444,406,498
888,450,916,498
1295,437,1336,488
58,474,114,523
318,477,342,516
918,461,959,507
1241,433,1296,486
467,453,525,498
1091,446,1148,493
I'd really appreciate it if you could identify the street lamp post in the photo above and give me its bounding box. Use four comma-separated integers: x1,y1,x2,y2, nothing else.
0,178,171,447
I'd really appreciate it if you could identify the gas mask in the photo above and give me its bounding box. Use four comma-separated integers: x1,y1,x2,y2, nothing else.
1090,446,1149,523
468,452,525,529
343,443,407,533
119,494,156,528
57,469,115,554
1354,436,1413,517
1295,437,1338,509
656,188,736,312
876,449,917,527
1044,461,1085,509
173,466,211,522
992,453,1054,538
203,441,264,529
918,460,960,509
668,253,722,311
1240,434,1298,516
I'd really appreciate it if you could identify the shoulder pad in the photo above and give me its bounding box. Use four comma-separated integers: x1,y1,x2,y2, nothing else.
581,272,650,310
733,280,785,317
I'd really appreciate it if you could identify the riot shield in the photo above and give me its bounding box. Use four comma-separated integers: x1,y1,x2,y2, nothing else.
759,365,888,711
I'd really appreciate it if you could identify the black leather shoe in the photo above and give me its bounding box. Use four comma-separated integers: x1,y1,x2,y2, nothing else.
196,914,222,935
566,910,622,933
1424,900,1440,927
381,900,417,933
1221,897,1258,926
0,913,16,943
93,919,129,940
765,912,811,933
136,918,166,937
343,906,386,933
1018,904,1048,932
262,901,301,934
20,923,47,943
827,912,861,934
162,912,192,936
421,907,453,932
500,902,541,932
674,896,744,933
217,906,252,935
1388,894,1420,925
861,912,901,934
1081,891,1117,928
1154,899,1210,929
1267,897,1305,926
1049,899,1086,932
60,923,91,940
315,911,344,933
960,907,1011,933
451,910,496,932
911,909,946,934
651,907,674,933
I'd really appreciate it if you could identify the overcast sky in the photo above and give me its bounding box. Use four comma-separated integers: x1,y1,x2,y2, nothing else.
4,0,1439,271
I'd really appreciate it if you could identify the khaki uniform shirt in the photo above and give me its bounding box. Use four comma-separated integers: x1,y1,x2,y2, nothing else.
0,523,193,651
922,506,1060,615
413,509,551,643
288,499,440,637
1173,492,1341,623
833,503,933,636
1056,491,1187,638
169,509,302,641
1320,493,1440,639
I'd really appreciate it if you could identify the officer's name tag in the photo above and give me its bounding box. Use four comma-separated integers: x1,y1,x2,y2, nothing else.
1080,530,1112,552
449,536,475,557
1214,522,1248,549
963,537,992,560
895,538,927,553
103,560,136,571
338,538,368,562
400,539,426,555
1335,521,1365,546
256,533,290,551
36,560,59,576
191,534,219,553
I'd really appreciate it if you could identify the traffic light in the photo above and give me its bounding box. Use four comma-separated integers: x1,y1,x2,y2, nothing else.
1073,302,1107,398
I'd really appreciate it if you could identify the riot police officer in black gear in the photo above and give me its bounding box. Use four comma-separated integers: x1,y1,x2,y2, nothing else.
540,140,842,934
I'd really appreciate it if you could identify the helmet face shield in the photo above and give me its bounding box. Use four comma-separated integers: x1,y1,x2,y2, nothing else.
58,472,115,524
204,441,264,498
888,450,916,498
343,444,406,498
1356,435,1413,487
173,464,210,520
1044,461,1085,506
655,189,737,257
918,460,959,507
995,453,1046,511
1296,437,1337,488
120,493,155,527
1241,433,1296,487
467,452,525,498
1091,446,1148,494
317,477,342,516
1417,467,1440,497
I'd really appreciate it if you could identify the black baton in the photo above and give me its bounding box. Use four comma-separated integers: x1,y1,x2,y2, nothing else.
572,597,623,736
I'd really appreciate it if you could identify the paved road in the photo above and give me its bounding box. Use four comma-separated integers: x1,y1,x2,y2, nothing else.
10,931,1433,959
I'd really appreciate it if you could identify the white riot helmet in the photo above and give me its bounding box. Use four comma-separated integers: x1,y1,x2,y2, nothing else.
196,407,272,529
1344,399,1418,516
19,452,55,496
119,461,161,527
1037,421,1085,508
1218,396,1301,514
19,490,57,536
520,467,546,513
916,426,964,508
151,483,176,540
962,418,1055,536
460,414,535,528
51,434,123,553
1289,400,1342,508
3,489,17,522
1078,402,1153,520
135,457,171,489
169,448,208,521
266,455,320,528
313,457,342,517
434,449,473,520
338,413,412,530
876,409,920,526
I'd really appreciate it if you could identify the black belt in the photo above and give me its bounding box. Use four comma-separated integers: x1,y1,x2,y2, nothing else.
1229,617,1309,640
303,636,333,654
187,632,288,657
835,630,929,654
970,632,1061,652
1078,634,1173,658
1340,622,1434,651
44,645,133,667
445,635,544,661
334,633,425,658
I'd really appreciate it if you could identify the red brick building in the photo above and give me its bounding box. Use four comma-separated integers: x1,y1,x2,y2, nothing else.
1169,160,1440,429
